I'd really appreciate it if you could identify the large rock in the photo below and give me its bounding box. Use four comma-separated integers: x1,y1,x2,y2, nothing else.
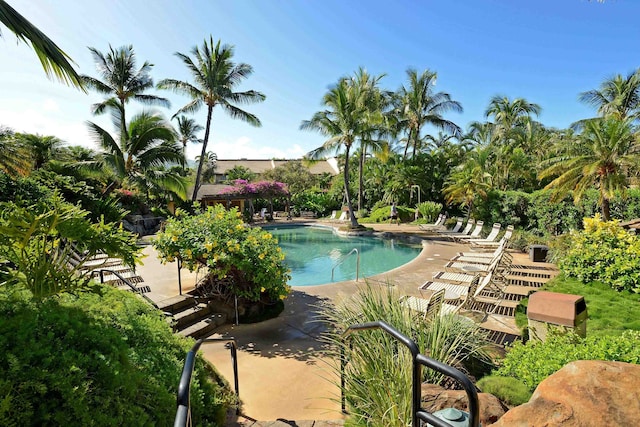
421,383,507,425
490,360,640,426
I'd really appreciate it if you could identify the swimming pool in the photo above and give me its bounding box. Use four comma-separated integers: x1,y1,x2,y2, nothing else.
268,225,422,286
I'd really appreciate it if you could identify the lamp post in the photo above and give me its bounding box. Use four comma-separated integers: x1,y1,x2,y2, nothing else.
411,185,421,220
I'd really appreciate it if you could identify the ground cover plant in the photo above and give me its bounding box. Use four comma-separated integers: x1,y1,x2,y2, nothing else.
0,285,235,426
320,284,492,427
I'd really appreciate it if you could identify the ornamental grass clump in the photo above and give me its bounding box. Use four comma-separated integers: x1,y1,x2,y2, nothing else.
153,205,290,304
319,284,492,427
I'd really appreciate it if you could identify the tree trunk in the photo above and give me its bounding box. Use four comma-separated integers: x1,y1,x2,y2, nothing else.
191,106,213,202
343,144,358,227
358,145,366,212
601,196,611,221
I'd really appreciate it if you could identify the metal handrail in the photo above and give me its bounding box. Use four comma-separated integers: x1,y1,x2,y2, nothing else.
96,268,156,307
341,320,479,427
331,248,360,282
174,338,240,427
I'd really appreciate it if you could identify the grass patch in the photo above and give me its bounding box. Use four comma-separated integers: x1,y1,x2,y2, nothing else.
543,274,640,336
476,375,532,406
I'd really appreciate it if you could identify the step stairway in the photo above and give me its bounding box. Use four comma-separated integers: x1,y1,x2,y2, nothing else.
156,294,226,339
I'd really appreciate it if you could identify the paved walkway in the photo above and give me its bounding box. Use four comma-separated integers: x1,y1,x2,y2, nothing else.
136,219,520,424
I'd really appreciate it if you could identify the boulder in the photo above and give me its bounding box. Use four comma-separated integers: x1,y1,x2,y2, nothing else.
489,360,640,426
421,383,507,425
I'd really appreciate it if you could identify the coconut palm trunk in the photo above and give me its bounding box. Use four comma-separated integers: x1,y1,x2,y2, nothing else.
192,106,213,201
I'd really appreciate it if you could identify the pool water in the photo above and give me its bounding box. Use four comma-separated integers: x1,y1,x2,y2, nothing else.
269,225,422,286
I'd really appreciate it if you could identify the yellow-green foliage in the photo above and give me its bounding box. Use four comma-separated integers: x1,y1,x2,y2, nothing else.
476,375,531,406
154,205,290,302
558,214,640,292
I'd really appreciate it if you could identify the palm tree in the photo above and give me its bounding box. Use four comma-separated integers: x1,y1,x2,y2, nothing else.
579,70,640,121
302,78,363,227
174,115,203,173
18,133,65,170
397,68,463,158
485,96,541,133
0,0,83,89
348,68,390,212
443,146,493,219
195,151,217,183
539,117,640,220
81,45,169,137
157,36,265,202
86,110,187,199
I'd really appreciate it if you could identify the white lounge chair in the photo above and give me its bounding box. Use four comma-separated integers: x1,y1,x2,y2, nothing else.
439,219,475,239
436,218,463,234
329,210,337,220
471,225,514,249
338,211,348,221
419,214,446,231
400,288,445,320
467,223,502,245
449,239,511,265
453,221,484,242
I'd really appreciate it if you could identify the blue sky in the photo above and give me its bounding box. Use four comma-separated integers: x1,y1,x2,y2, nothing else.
1,0,638,160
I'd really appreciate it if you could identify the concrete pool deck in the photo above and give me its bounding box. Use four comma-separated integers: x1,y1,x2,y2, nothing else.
136,219,523,425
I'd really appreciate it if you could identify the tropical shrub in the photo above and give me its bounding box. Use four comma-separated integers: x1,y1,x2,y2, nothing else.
416,201,442,222
291,188,338,216
320,284,492,427
558,215,640,292
0,285,234,426
0,195,140,300
495,330,640,391
153,205,290,303
366,205,414,223
475,376,531,406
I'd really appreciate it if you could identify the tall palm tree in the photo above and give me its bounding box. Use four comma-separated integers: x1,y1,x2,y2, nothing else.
18,133,65,170
0,0,83,89
86,110,187,199
579,69,640,121
81,45,169,138
174,115,203,173
348,68,390,212
485,96,541,133
158,36,265,202
539,117,640,220
302,78,363,228
397,68,463,158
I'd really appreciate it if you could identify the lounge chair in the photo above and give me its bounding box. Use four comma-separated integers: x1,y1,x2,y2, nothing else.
471,225,514,249
426,275,482,316
466,223,501,245
436,218,463,234
439,219,475,239
443,248,511,276
449,239,511,265
400,288,445,320
329,210,337,220
452,220,484,242
418,214,446,231
338,211,348,221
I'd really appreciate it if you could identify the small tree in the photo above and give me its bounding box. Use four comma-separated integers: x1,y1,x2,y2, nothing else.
153,205,290,304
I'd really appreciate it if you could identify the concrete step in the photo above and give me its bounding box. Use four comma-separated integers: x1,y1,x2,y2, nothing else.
155,294,196,313
173,303,212,329
178,313,227,339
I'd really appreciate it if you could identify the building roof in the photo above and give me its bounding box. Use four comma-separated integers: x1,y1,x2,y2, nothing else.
213,158,339,175
195,184,235,200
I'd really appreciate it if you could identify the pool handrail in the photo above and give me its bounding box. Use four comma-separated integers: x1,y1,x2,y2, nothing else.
331,248,360,282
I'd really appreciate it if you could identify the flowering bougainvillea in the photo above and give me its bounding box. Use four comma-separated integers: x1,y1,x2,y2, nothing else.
218,179,290,198
153,204,291,302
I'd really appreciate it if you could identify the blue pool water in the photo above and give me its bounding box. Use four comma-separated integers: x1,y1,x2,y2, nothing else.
268,225,422,286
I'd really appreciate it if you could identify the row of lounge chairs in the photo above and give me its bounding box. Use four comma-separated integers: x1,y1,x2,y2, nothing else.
402,221,517,320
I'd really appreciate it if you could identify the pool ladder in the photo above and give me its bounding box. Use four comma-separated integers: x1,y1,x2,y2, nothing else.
331,248,360,282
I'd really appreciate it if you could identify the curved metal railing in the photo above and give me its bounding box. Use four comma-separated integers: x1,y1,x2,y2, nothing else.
96,268,156,307
341,320,479,427
174,338,239,427
331,248,360,282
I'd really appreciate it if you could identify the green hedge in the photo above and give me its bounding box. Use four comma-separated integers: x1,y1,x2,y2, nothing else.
0,286,235,426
